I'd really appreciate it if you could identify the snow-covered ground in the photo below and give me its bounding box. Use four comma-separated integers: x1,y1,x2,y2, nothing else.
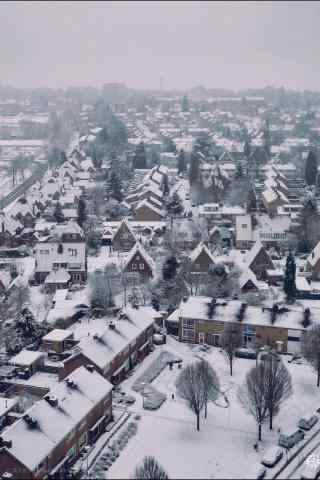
105,337,320,480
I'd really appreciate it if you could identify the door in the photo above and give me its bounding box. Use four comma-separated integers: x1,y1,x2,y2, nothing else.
199,332,205,344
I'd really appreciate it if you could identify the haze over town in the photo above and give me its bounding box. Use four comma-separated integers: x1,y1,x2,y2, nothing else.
1,2,320,480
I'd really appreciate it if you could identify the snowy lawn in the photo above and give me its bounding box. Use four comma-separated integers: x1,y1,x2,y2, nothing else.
106,337,320,479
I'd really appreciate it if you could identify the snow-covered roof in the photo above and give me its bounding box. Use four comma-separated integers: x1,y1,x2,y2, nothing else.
245,240,269,269
45,269,71,284
177,296,308,331
307,241,320,267
296,276,312,292
75,307,156,371
239,268,260,290
135,199,165,218
0,270,12,290
123,243,155,272
1,366,113,472
262,189,278,203
10,350,45,367
189,242,215,264
42,328,73,342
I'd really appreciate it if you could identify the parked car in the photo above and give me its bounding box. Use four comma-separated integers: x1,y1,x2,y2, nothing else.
279,429,305,448
261,446,283,468
300,453,320,479
299,415,319,431
235,348,257,360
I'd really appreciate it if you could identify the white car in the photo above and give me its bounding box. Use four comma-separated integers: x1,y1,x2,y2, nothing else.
301,453,320,479
261,446,283,468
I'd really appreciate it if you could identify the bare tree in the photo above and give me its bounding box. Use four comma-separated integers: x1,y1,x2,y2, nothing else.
238,363,269,441
175,362,207,431
198,359,220,418
220,322,243,376
263,354,293,430
133,456,169,480
301,325,320,387
9,282,30,314
89,265,120,315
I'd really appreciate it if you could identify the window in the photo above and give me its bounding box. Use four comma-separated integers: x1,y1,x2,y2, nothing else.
241,224,247,229
182,329,195,341
139,263,145,270
132,263,137,270
69,248,77,257
183,319,194,329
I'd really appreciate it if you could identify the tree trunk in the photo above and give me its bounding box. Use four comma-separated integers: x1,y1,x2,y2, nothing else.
196,412,200,431
230,358,233,376
317,368,320,387
258,423,262,441
204,400,207,419
269,412,273,430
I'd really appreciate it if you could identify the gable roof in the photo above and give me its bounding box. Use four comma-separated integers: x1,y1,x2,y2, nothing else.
135,199,165,218
239,268,260,290
245,240,273,269
123,242,155,272
1,366,113,472
112,218,136,243
189,242,215,264
307,241,320,267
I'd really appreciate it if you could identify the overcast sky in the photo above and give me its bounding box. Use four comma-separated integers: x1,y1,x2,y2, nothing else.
1,1,320,91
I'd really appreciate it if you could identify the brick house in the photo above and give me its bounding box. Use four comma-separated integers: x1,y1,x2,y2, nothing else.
245,240,274,280
176,296,305,354
112,219,137,252
34,221,87,285
58,306,156,384
122,243,154,279
134,199,165,222
0,366,113,480
189,242,215,273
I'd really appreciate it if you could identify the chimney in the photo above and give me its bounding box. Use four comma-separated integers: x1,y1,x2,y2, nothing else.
109,320,116,330
44,395,58,407
85,364,95,373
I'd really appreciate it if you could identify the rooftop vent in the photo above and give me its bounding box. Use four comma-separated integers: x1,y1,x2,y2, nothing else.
23,414,38,429
0,437,12,449
44,394,58,407
66,378,77,389
85,364,95,373
109,320,116,330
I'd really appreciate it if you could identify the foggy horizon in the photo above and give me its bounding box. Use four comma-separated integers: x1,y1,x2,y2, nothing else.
1,0,320,92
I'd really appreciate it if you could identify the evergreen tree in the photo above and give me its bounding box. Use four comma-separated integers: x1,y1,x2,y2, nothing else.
77,197,87,228
181,95,189,112
305,150,318,186
109,171,123,202
244,139,251,159
162,256,179,281
167,192,183,215
283,251,296,302
189,151,200,185
235,162,243,179
247,186,257,213
293,193,319,251
133,142,147,169
53,202,65,224
177,149,186,174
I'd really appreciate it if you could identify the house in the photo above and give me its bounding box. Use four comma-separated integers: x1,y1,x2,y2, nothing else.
208,226,232,248
239,268,268,293
41,329,74,354
123,243,154,279
0,212,23,247
134,199,165,222
34,221,87,285
60,306,156,384
7,198,35,229
9,350,45,377
0,366,113,480
189,242,215,273
235,215,253,249
245,240,274,280
306,241,320,280
112,219,137,252
176,295,306,354
44,268,71,293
